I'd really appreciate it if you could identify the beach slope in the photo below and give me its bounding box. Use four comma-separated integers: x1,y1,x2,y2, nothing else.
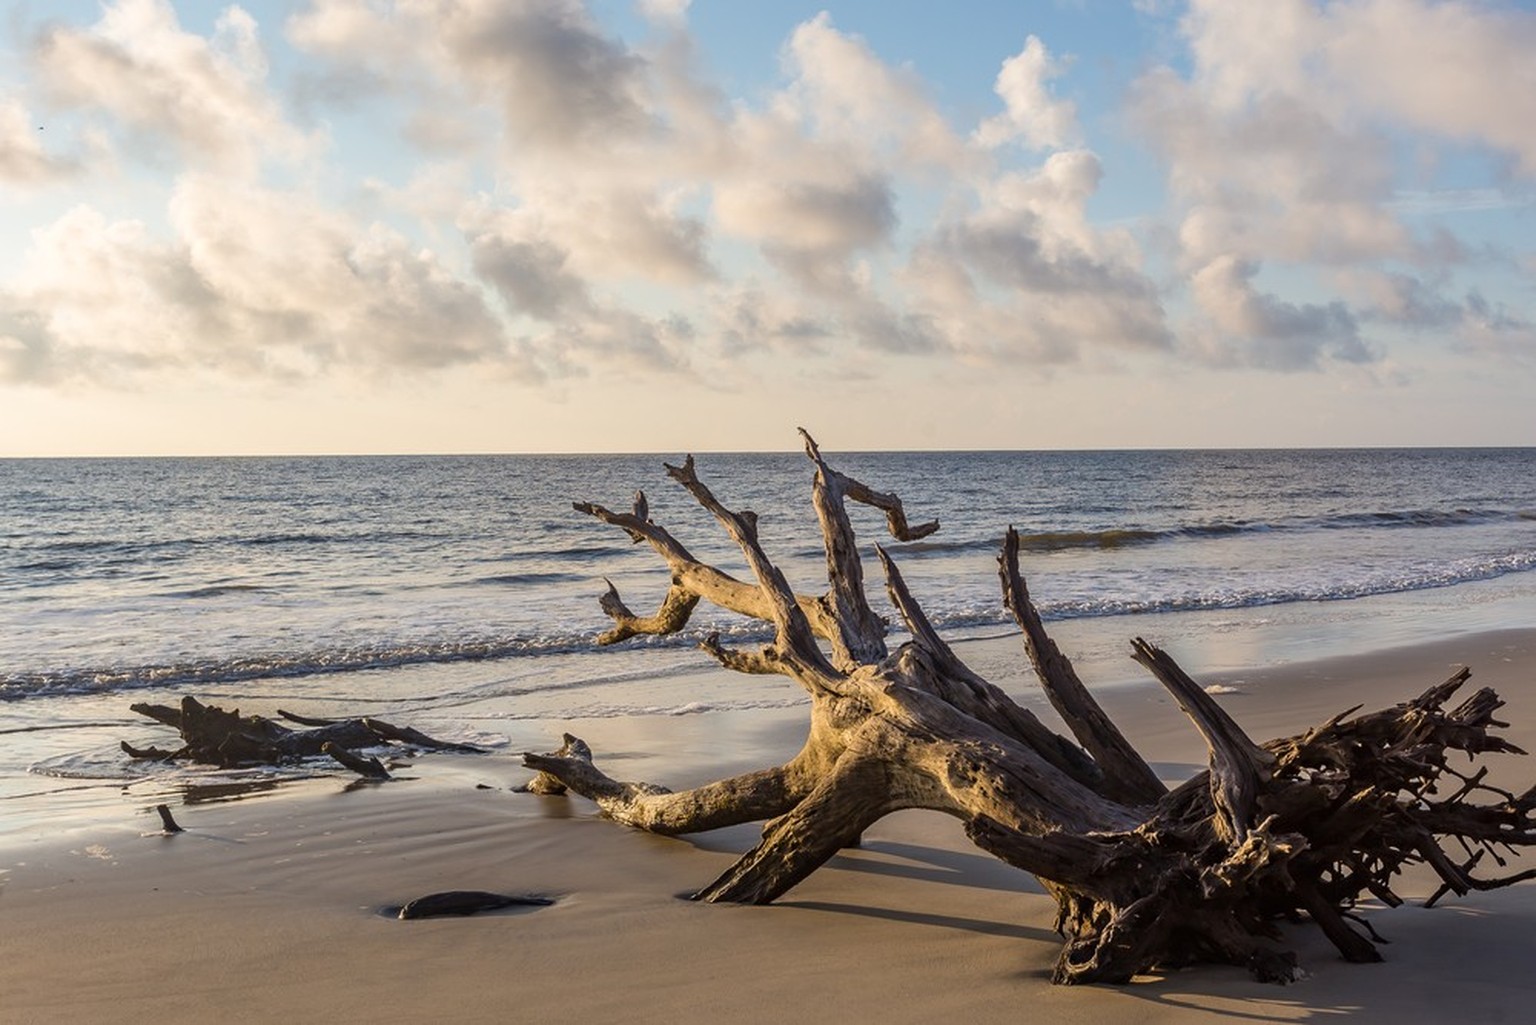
4,629,1536,1025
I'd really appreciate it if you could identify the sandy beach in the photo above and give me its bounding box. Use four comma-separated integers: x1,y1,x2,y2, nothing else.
5,0,1536,1018
4,627,1535,1024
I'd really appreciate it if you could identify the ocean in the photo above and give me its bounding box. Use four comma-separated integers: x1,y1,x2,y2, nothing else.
3,447,1534,827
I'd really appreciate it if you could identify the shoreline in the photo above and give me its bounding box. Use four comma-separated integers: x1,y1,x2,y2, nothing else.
5,627,1536,1022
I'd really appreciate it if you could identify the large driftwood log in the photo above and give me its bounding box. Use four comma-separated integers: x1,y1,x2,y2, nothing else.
123,696,480,778
525,431,1536,985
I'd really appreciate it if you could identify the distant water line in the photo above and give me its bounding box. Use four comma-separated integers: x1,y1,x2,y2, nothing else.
2,448,1533,703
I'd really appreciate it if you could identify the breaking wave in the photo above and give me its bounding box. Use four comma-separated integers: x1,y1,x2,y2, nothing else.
6,547,1533,702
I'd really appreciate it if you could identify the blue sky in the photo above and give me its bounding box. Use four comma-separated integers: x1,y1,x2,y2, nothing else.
1,0,1533,455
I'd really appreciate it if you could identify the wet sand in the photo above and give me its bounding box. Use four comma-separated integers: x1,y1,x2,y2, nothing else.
4,628,1536,1024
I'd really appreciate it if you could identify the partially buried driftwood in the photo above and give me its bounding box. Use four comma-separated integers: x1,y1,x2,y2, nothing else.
523,430,1536,985
392,890,556,920
123,696,481,779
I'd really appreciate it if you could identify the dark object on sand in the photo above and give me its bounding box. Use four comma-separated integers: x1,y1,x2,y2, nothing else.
154,803,184,833
395,891,556,919
122,696,480,778
524,429,1536,985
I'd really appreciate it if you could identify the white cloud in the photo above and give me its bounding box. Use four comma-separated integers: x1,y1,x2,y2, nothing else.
780,13,966,168
289,0,650,157
0,97,86,187
302,5,1169,371
1183,0,1536,174
466,210,593,323
1338,268,1536,364
1,179,529,385
0,305,60,383
32,0,310,175
1189,255,1370,370
637,0,692,28
715,172,895,257
444,1,650,154
1131,66,1406,269
1457,293,1536,362
710,286,831,356
11,0,1533,416
1131,0,1536,371
1341,269,1463,329
973,36,1078,151
908,150,1171,360
291,0,715,284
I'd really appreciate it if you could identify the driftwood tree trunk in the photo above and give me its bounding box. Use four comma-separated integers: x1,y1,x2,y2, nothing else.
525,431,1536,984
124,696,481,778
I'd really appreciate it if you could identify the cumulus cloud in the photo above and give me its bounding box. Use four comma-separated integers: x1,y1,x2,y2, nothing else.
711,286,831,356
1458,294,1536,362
691,14,967,286
1342,269,1465,329
521,186,714,286
289,0,649,156
908,150,1171,359
779,13,966,168
1190,255,1370,371
974,36,1078,151
12,0,1531,405
1130,0,1536,371
1180,0,1536,174
442,1,650,154
461,204,701,373
0,305,60,382
467,212,593,323
1130,66,1406,269
716,173,895,258
31,0,310,175
1336,268,1536,364
637,0,692,28
288,2,1179,372
1,180,528,385
0,98,88,186
291,0,716,293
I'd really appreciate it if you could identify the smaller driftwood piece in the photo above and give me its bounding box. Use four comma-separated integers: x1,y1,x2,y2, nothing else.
123,696,481,779
392,891,557,920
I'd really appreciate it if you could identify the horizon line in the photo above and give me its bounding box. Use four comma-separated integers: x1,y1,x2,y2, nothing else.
4,442,1535,460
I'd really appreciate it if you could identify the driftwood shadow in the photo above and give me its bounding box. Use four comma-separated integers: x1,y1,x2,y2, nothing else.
779,900,1056,944
823,839,1048,895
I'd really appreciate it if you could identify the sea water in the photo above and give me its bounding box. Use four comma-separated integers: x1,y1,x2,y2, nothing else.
3,448,1534,823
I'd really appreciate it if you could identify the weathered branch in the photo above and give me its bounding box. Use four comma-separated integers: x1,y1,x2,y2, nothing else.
692,754,891,903
1001,529,1166,805
575,433,942,675
1132,637,1273,842
594,578,702,645
877,546,1102,788
799,427,936,668
323,741,390,780
664,455,844,691
523,733,811,835
573,500,840,650
700,632,795,677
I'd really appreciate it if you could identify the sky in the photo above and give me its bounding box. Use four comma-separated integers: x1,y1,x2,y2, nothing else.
1,0,1534,456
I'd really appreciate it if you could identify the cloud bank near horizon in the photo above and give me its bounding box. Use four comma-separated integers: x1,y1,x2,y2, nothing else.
1,0,1532,410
